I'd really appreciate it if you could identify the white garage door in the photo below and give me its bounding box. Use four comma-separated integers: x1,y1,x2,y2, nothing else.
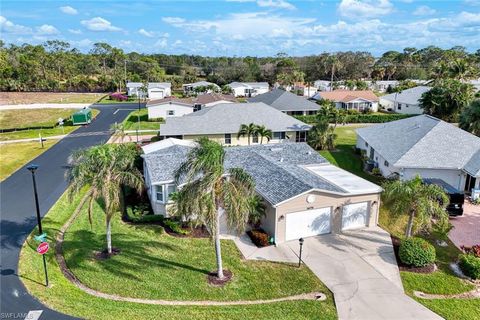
285,207,331,241
342,202,368,230
149,89,165,100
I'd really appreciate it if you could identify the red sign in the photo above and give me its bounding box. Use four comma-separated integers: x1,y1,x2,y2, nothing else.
37,242,49,255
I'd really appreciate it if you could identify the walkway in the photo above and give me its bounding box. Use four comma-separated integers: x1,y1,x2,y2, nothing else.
448,201,480,249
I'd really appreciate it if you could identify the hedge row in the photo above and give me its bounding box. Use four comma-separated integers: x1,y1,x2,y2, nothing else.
294,113,417,124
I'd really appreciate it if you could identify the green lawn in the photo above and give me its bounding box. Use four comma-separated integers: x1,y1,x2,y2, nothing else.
97,95,140,104
326,125,479,320
0,140,58,181
122,108,163,131
0,108,77,130
19,191,337,320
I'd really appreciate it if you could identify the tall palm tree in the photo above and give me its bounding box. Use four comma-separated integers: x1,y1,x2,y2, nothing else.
459,100,480,136
109,122,129,143
382,176,449,238
67,143,144,254
307,115,336,150
174,138,255,279
256,125,272,144
237,123,258,145
449,58,475,80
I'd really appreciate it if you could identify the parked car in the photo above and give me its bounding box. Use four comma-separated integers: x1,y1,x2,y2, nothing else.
423,178,464,216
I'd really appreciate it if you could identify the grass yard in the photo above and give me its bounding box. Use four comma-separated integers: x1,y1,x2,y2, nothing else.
0,140,57,181
0,108,77,130
122,108,163,131
19,191,337,320
97,95,140,104
327,125,479,320
0,92,106,105
0,126,78,141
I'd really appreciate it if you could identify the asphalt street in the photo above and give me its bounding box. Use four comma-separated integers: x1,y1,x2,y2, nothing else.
0,104,140,319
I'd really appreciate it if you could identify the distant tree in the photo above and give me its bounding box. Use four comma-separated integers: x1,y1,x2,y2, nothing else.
459,100,480,136
237,123,258,145
221,84,233,95
255,125,272,144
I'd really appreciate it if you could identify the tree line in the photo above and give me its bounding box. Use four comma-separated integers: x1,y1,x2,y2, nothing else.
1,40,479,92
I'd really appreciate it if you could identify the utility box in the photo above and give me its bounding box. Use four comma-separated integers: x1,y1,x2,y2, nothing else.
72,108,92,125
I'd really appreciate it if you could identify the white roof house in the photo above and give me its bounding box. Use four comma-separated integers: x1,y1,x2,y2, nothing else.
227,82,269,97
182,81,220,94
126,82,172,100
356,115,480,192
314,80,332,91
379,86,431,114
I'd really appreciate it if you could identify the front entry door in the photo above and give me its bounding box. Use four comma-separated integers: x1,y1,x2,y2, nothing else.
465,174,477,193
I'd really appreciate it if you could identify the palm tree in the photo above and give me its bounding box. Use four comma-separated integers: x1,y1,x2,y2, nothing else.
109,122,129,143
307,115,336,150
382,176,449,238
256,125,272,144
173,138,255,279
459,100,480,136
449,58,476,80
237,123,258,145
67,143,144,254
248,194,266,229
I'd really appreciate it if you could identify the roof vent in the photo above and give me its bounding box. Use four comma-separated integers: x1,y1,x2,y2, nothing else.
279,157,284,162
270,147,283,152
307,151,312,155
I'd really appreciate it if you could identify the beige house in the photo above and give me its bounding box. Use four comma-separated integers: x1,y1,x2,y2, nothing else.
159,102,311,145
142,139,382,244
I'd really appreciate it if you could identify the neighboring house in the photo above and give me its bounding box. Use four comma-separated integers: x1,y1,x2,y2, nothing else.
314,80,332,92
142,139,382,243
159,102,311,144
468,78,480,92
379,86,431,114
366,80,399,93
312,90,379,112
356,115,480,192
227,82,270,97
182,81,220,94
126,82,172,99
247,88,320,116
147,93,236,119
293,84,318,97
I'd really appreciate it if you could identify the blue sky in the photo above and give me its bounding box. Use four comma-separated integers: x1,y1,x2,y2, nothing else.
1,0,479,56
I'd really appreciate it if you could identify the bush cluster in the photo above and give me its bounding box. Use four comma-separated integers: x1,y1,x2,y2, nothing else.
125,206,163,224
461,245,480,258
163,219,190,235
110,92,128,101
399,237,436,267
247,229,270,247
459,254,480,279
294,113,415,124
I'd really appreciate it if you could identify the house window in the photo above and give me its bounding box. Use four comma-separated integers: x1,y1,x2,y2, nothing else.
296,131,307,142
252,134,259,143
273,131,286,140
193,104,202,112
365,142,368,147
167,110,175,116
166,184,176,202
155,185,164,202
224,133,231,145
155,184,176,203
397,104,402,110
384,160,389,167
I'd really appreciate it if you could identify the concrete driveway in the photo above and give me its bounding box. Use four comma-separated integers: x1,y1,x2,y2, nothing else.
449,201,480,249
283,227,443,320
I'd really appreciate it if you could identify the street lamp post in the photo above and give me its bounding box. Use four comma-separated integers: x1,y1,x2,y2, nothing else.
298,237,304,268
27,164,49,287
136,93,140,144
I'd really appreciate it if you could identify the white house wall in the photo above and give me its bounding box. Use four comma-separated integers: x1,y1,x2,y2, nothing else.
402,168,464,191
148,103,193,119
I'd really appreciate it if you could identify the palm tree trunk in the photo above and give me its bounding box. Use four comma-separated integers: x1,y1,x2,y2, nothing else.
214,209,224,279
106,215,112,254
248,135,250,145
405,210,415,238
260,136,263,144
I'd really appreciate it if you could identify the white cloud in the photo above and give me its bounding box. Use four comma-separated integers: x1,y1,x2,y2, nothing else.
138,28,154,37
68,29,82,34
162,17,186,24
0,16,32,34
413,5,436,16
257,0,295,10
71,38,93,48
80,17,122,32
36,24,60,35
172,40,183,46
154,38,168,48
59,6,78,15
338,0,394,19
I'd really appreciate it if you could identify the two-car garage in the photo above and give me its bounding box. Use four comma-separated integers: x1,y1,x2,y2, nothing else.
284,202,370,241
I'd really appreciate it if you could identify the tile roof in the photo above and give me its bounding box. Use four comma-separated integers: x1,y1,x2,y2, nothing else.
159,102,311,136
356,115,480,175
142,140,381,205
314,90,379,102
247,88,320,112
380,86,431,105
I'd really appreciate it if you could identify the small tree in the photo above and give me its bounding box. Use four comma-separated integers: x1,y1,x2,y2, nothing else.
237,123,258,145
307,115,336,150
109,122,129,143
248,194,266,228
459,100,480,136
382,176,449,238
256,125,272,144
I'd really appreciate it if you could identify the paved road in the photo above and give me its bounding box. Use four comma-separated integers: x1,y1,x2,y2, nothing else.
0,104,137,319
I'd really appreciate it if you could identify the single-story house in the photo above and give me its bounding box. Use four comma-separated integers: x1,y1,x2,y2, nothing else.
356,115,480,192
379,86,431,114
293,84,318,98
227,82,269,97
247,88,320,116
182,81,220,94
142,139,382,243
314,80,332,92
126,82,172,99
366,80,399,93
159,102,311,145
468,78,480,92
312,90,379,112
146,93,236,119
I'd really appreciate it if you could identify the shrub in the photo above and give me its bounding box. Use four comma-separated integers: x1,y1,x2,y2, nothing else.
371,167,382,176
110,92,128,101
461,245,480,258
399,237,436,267
163,219,190,235
459,254,480,279
247,229,270,247
125,205,162,224
294,113,415,124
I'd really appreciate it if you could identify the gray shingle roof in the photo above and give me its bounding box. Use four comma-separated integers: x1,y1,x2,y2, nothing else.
228,82,269,89
381,86,431,105
356,115,480,174
127,82,171,89
159,102,310,136
142,142,379,205
247,88,320,112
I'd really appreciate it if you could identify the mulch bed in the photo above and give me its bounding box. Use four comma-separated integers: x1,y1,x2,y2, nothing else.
391,236,437,274
94,247,121,260
207,270,233,286
164,225,210,238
